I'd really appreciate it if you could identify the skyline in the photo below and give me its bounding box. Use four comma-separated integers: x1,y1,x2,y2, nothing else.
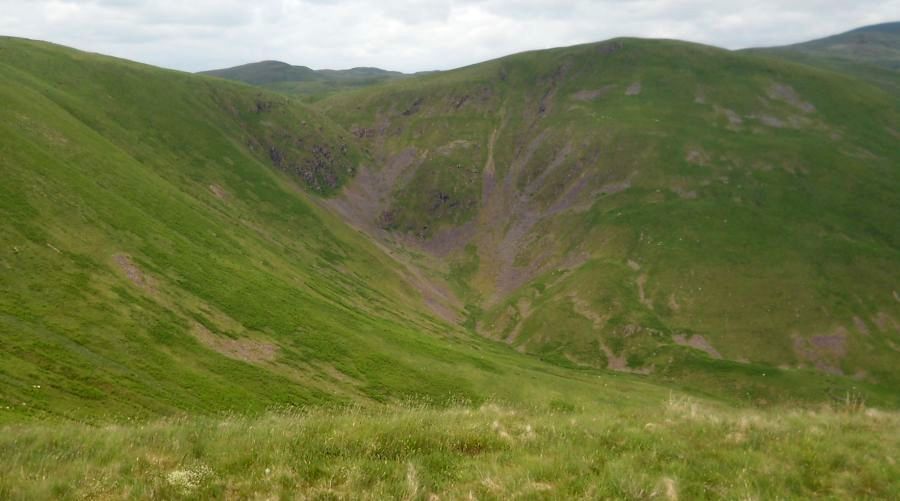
0,1,897,73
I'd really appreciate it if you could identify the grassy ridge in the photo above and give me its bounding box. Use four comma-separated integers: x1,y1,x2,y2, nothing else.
746,21,900,95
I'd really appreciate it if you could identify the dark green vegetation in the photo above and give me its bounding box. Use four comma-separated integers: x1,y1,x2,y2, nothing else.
0,25,899,498
200,60,409,102
748,22,900,95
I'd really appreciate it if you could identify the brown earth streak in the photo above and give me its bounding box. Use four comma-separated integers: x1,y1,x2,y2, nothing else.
602,344,652,374
872,312,899,332
767,83,816,113
114,254,155,293
568,293,608,329
792,327,848,375
192,323,277,364
636,274,653,310
571,85,617,102
853,316,870,335
668,293,680,312
625,82,642,96
208,184,228,199
685,148,711,166
715,106,743,128
673,334,721,359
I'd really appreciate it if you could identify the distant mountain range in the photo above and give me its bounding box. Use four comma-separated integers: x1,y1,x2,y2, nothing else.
747,21,900,94
200,60,411,101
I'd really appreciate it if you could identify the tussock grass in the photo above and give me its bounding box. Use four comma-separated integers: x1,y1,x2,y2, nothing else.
2,399,897,499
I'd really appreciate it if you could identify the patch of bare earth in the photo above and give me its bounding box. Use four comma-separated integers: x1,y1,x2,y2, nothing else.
694,87,707,104
767,83,816,113
570,85,616,102
602,344,652,374
792,327,848,375
872,312,899,332
673,334,721,359
568,293,608,329
625,82,642,96
191,323,277,364
671,185,698,199
114,254,156,293
208,184,228,199
667,293,680,312
714,106,743,129
435,139,475,156
752,114,787,128
636,274,653,309
685,148,711,166
655,477,679,501
853,316,870,335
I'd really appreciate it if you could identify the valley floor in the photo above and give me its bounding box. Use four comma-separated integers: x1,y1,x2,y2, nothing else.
2,398,897,499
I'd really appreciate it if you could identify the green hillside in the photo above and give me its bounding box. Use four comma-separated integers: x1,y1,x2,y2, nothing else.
759,22,900,71
1,33,899,498
0,37,653,423
748,22,900,95
200,60,408,101
317,38,900,390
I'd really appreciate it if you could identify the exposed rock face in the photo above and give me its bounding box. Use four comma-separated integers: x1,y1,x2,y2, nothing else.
230,93,357,194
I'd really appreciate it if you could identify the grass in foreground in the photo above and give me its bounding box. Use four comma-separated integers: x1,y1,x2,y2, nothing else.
2,397,897,499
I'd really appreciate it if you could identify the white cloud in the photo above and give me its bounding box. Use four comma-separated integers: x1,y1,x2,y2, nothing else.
0,0,897,72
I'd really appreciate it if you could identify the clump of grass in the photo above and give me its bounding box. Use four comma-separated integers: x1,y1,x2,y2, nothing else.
1,399,897,499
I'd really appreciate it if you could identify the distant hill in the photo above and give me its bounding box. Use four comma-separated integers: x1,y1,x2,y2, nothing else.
746,22,900,94
318,37,900,388
767,22,900,70
200,60,321,84
200,60,409,101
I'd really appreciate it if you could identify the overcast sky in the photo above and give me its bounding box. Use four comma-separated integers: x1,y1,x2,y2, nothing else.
1,1,897,72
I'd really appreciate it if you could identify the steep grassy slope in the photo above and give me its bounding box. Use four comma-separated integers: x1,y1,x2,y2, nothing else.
318,38,900,389
747,22,900,95
200,60,408,102
1,35,898,499
0,37,668,423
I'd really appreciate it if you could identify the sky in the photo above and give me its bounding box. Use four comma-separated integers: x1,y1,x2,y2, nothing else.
1,1,897,72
